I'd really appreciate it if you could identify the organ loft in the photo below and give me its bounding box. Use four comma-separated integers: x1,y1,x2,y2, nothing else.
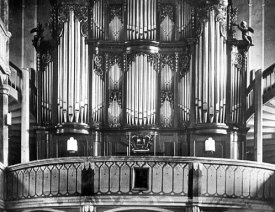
31,0,248,160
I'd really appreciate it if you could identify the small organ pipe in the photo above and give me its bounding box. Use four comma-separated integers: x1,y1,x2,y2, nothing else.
223,40,227,122
127,0,129,39
144,0,147,39
75,19,80,123
148,0,151,39
84,44,88,123
144,55,147,124
68,10,75,122
215,21,220,123
209,9,215,122
198,35,203,123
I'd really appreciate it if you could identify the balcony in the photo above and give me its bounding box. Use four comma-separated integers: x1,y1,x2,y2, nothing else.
4,157,275,211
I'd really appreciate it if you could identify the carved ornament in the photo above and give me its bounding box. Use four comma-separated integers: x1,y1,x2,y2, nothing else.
50,3,88,39
130,134,153,153
160,54,174,70
109,91,122,106
109,5,123,22
160,4,175,22
160,91,174,105
231,52,242,69
94,55,104,77
178,53,191,78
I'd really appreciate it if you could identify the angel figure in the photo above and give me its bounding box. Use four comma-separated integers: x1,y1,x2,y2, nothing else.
234,21,254,46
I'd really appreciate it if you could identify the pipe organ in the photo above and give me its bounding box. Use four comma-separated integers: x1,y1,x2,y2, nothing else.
35,0,249,159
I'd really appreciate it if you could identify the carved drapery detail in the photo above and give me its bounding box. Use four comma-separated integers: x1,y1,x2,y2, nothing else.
50,2,88,39
127,53,159,72
94,54,104,77
160,54,174,70
110,5,123,22
160,4,175,22
178,53,191,78
109,54,123,70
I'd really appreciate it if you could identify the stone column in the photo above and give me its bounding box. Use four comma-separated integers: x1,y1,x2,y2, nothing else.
0,85,9,166
21,68,30,163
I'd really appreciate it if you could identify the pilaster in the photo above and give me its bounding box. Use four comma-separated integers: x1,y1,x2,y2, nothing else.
0,85,9,166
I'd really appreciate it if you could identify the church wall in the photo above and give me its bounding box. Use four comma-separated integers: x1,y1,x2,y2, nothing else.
9,0,51,70
234,0,275,71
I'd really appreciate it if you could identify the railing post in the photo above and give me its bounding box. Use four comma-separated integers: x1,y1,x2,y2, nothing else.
254,69,263,162
0,85,9,166
21,68,30,163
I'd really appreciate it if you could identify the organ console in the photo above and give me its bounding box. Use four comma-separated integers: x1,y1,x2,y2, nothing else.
34,0,249,159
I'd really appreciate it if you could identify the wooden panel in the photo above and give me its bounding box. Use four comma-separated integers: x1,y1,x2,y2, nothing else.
173,164,183,194
216,165,226,195
120,164,131,193
163,164,173,193
152,163,163,193
110,165,120,193
99,163,110,193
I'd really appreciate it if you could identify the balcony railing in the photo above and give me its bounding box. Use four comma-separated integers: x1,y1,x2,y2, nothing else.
246,64,275,119
8,62,22,97
4,157,275,209
8,62,37,116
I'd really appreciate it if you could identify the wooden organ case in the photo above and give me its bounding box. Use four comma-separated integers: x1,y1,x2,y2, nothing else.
35,0,249,159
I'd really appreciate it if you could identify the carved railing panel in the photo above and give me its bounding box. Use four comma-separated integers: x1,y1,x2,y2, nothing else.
4,157,275,206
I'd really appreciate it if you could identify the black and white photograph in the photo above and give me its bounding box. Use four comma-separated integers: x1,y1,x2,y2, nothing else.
0,0,275,211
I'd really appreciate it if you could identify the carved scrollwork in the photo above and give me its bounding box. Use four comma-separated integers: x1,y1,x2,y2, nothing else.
42,51,52,64
160,4,175,22
160,91,174,105
94,55,104,77
49,3,88,39
147,53,160,71
232,52,242,69
178,53,191,78
215,4,227,38
127,53,159,72
109,91,122,106
110,5,123,22
109,54,123,70
160,54,174,70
